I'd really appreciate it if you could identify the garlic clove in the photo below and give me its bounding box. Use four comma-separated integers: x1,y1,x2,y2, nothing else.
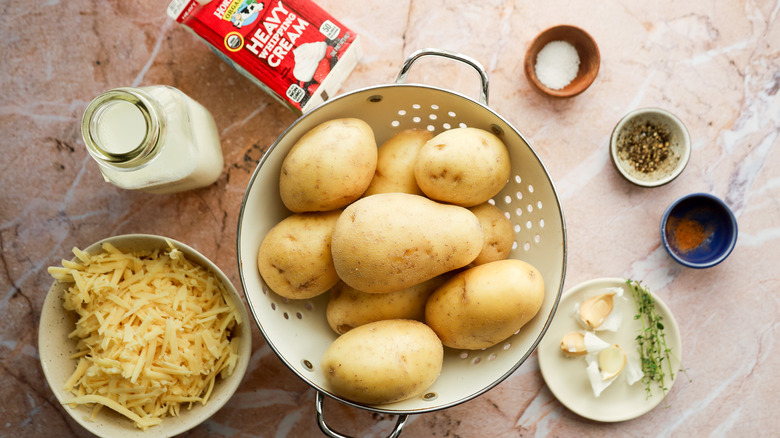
578,292,616,329
559,331,587,357
598,344,627,380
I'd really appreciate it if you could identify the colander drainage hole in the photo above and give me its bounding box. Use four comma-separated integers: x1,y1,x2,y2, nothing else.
459,352,469,360
422,392,438,401
301,359,314,371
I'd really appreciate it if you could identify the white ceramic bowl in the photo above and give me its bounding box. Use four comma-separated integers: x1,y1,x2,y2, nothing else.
610,108,691,187
39,234,252,438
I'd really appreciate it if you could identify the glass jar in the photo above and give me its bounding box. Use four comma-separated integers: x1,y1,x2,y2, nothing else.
81,85,224,194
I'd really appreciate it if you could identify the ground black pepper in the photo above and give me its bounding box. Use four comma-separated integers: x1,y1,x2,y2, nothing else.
617,121,672,173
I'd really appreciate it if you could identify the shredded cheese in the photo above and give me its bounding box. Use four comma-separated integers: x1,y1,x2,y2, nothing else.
47,241,242,430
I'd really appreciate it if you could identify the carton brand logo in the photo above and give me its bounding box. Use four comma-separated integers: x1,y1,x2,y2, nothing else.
214,0,264,29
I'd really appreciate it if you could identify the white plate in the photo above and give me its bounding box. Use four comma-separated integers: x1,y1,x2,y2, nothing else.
537,277,682,422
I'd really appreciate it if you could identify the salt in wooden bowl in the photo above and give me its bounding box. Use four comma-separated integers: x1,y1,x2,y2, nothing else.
524,25,600,98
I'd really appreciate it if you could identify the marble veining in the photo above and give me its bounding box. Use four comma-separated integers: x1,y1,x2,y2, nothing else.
2,0,778,437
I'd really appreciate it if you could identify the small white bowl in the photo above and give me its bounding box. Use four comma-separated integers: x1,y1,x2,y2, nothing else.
610,108,691,187
39,234,252,438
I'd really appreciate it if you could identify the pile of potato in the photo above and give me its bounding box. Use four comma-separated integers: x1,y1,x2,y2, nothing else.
258,118,545,405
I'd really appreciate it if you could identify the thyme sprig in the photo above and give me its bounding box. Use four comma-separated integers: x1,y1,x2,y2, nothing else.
627,279,676,400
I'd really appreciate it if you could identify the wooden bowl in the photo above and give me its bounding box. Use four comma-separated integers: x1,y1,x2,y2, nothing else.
524,25,600,98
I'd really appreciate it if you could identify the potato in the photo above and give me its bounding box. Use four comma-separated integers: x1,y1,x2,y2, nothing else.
331,193,483,293
279,118,377,212
425,259,545,350
326,276,447,334
321,319,443,405
362,128,433,197
468,202,515,265
414,127,511,207
257,210,342,299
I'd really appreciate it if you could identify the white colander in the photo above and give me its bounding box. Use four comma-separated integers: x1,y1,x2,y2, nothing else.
237,49,567,438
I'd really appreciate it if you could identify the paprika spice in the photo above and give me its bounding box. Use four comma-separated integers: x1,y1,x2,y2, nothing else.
668,216,709,253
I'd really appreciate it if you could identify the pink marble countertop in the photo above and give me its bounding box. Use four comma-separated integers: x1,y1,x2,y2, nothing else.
2,0,778,437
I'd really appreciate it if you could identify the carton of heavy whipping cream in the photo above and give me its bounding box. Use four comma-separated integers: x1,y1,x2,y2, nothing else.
167,0,362,113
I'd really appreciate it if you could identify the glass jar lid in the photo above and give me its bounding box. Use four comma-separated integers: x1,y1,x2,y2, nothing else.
81,88,163,169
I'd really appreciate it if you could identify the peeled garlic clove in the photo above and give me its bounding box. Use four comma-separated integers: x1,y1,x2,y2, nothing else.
598,344,627,380
579,292,616,329
560,331,587,357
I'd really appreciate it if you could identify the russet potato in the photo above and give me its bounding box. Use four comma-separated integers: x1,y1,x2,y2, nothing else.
321,319,443,405
468,202,515,265
414,127,511,207
425,259,545,350
362,128,433,197
279,118,377,212
331,193,483,293
326,276,447,335
257,210,342,300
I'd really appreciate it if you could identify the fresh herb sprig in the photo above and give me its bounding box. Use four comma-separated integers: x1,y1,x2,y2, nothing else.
627,279,675,400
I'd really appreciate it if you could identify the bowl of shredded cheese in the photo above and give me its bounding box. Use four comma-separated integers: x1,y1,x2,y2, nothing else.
524,25,600,98
41,234,252,437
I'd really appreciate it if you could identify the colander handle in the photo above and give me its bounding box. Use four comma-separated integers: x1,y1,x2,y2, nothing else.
395,48,490,105
315,391,409,438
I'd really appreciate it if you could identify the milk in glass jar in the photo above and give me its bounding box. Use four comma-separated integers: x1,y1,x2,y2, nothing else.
81,85,223,194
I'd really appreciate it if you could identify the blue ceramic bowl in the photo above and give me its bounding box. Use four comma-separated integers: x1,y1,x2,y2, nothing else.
660,193,738,268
